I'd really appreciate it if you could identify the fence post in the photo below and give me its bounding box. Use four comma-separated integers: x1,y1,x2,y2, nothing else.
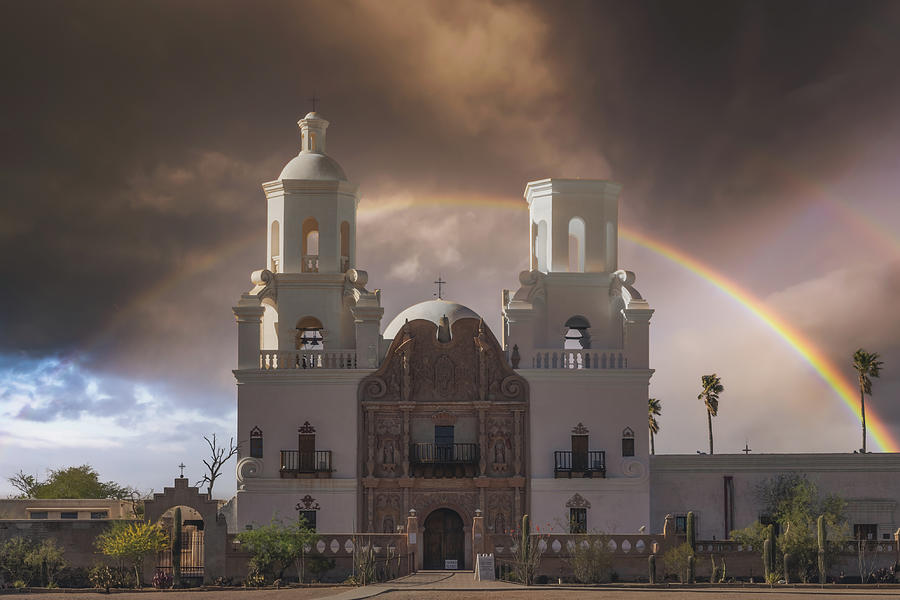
407,509,419,573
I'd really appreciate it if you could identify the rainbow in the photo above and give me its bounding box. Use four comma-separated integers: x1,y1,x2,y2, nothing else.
55,190,896,452
620,225,899,453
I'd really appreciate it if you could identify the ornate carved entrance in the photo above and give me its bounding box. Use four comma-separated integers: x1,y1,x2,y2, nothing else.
423,509,464,570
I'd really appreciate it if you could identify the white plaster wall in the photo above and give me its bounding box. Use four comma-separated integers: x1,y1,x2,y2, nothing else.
650,454,900,540
527,372,650,479
539,275,622,349
236,480,357,532
530,479,650,534
526,370,651,533
236,375,365,480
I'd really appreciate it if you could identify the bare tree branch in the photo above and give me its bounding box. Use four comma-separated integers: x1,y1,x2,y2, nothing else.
7,470,39,498
195,434,240,498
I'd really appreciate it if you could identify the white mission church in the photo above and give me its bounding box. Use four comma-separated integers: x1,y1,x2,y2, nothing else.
230,112,900,570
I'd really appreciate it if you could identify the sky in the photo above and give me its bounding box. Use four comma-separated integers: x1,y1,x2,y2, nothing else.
1,0,899,498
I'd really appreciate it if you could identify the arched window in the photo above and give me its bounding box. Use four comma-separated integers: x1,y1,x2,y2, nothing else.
250,426,263,458
622,427,635,457
270,221,280,272
302,218,319,272
568,217,585,273
340,221,350,272
536,220,548,272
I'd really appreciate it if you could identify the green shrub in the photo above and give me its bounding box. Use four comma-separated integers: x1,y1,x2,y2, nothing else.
567,535,614,583
662,543,694,583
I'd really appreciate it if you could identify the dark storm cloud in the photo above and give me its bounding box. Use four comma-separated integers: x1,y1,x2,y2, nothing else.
2,0,900,477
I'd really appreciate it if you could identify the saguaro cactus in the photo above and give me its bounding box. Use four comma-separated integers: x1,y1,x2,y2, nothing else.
172,507,182,588
763,524,776,582
648,554,657,584
817,514,827,584
783,552,791,584
685,511,696,583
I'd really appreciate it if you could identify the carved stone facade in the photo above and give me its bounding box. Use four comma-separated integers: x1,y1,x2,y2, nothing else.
359,317,528,537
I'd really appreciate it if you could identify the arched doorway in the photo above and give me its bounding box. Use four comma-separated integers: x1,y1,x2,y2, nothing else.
423,508,464,570
156,505,204,583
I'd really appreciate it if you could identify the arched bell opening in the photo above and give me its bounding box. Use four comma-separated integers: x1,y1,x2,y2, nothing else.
302,218,319,272
295,316,324,350
564,315,592,349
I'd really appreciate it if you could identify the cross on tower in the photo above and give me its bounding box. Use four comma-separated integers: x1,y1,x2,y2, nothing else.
433,275,446,300
178,462,186,478
742,443,752,455
308,92,319,113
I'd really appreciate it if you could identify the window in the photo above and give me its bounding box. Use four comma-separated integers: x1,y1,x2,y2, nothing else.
568,217,585,273
60,511,78,519
675,515,687,534
250,426,263,459
569,508,587,533
29,511,48,520
622,427,635,457
90,511,108,520
854,524,877,541
299,511,317,530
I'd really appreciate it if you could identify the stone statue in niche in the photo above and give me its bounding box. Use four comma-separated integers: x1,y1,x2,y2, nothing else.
492,438,509,472
382,440,395,466
434,354,454,398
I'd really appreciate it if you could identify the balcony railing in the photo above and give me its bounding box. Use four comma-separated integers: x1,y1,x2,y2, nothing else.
280,450,333,477
532,349,626,370
302,254,319,273
410,443,479,465
259,350,357,370
554,450,606,478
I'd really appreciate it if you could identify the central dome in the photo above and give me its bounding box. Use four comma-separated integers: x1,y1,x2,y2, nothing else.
279,152,347,181
383,299,480,340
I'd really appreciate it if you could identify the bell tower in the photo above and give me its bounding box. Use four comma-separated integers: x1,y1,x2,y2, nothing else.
233,111,382,368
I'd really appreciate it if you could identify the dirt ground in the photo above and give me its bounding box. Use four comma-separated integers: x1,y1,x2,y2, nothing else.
7,587,900,600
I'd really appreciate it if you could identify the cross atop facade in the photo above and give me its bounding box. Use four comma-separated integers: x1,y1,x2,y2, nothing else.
308,92,319,113
433,275,446,300
178,462,186,478
742,443,752,455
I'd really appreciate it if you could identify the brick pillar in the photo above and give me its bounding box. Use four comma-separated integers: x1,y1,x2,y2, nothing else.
407,509,419,573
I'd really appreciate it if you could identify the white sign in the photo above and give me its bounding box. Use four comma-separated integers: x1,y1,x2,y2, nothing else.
475,553,495,581
408,532,416,544
445,559,458,570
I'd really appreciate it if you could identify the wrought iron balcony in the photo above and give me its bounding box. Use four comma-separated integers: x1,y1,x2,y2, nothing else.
554,450,606,478
280,450,333,478
410,443,478,465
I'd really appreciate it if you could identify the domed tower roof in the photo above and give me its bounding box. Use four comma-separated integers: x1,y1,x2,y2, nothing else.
383,299,480,340
278,111,347,181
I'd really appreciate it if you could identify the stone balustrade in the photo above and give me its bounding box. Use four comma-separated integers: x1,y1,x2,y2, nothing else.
258,349,358,370
530,349,627,370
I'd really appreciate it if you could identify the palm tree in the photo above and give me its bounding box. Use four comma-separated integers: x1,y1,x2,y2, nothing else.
648,398,662,455
852,349,883,453
698,374,724,455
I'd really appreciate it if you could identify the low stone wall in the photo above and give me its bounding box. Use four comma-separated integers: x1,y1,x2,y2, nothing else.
225,532,412,582
0,519,129,569
487,532,900,582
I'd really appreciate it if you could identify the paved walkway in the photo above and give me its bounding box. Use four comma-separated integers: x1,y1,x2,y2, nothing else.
319,571,517,599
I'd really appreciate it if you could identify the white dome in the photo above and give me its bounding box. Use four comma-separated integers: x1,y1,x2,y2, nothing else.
383,299,480,340
279,152,347,181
